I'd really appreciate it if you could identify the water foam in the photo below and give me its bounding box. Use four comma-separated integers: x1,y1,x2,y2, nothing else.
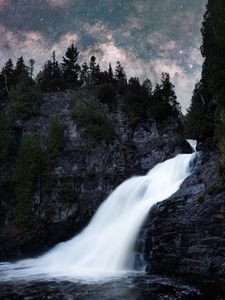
0,141,197,281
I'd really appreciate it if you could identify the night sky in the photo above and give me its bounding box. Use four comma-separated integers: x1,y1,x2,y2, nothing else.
0,0,207,111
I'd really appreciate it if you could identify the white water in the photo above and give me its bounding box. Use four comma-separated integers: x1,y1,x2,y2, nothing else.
0,141,197,282
186,139,197,152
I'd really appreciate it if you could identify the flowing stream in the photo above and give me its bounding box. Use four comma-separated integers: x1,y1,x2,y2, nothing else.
0,140,197,282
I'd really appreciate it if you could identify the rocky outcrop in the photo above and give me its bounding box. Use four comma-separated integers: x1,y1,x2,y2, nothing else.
0,89,189,260
142,149,225,281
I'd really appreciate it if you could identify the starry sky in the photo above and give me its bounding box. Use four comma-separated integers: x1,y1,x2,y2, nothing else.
0,0,207,111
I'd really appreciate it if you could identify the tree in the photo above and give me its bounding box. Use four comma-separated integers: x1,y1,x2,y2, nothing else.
150,83,172,122
142,78,153,95
89,56,101,85
62,44,80,88
80,62,89,86
108,63,114,83
115,61,126,83
128,77,141,90
48,115,65,155
184,81,214,140
160,73,181,116
200,0,225,156
9,82,42,120
37,51,62,91
13,134,48,226
14,56,29,83
29,59,35,78
1,59,15,92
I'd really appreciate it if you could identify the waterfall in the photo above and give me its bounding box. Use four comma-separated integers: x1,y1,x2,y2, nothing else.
0,141,197,281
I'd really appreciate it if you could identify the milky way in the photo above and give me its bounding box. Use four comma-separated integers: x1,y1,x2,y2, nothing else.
0,0,207,110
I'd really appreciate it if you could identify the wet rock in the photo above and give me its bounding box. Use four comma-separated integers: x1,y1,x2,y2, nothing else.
0,90,186,260
140,149,225,282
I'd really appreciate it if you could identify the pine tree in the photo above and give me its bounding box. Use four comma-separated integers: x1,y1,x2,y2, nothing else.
115,61,126,83
160,73,181,116
142,78,153,95
200,0,225,155
150,83,173,122
29,59,35,79
62,44,80,88
14,56,29,83
52,51,61,86
80,62,89,86
128,77,141,90
1,59,15,93
37,51,62,91
108,63,114,83
184,81,214,140
89,56,101,84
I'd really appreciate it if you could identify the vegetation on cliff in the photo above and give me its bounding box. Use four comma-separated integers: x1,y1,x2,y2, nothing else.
184,0,225,155
0,39,182,227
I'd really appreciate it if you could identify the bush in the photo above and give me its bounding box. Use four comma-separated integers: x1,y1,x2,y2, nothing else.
13,133,49,227
98,84,116,104
123,87,150,126
48,115,65,155
196,195,204,204
72,101,116,148
9,82,42,121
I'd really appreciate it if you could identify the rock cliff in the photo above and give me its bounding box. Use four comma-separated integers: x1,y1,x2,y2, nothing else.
142,148,225,281
0,89,188,259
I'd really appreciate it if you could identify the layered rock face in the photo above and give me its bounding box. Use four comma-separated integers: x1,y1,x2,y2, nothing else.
0,89,187,259
142,149,225,280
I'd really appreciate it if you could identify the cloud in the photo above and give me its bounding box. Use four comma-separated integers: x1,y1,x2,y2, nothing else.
0,23,201,112
81,38,200,112
47,0,72,8
0,26,79,73
160,40,177,51
0,0,9,9
0,0,206,112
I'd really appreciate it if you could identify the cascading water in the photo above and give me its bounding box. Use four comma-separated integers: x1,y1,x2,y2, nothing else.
0,141,197,282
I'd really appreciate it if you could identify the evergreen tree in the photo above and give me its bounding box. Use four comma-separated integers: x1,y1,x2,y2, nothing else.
29,59,35,79
80,62,89,86
115,61,126,83
37,51,62,91
142,78,153,95
0,59,15,96
14,56,29,83
150,83,173,122
52,51,61,86
108,63,114,83
48,115,65,155
200,0,225,155
36,61,52,91
13,134,48,226
184,80,214,140
62,44,80,88
89,56,101,84
160,73,181,116
128,77,141,90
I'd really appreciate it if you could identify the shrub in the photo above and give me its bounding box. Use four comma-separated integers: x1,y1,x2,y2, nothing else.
196,195,204,204
48,115,65,155
72,101,116,148
13,133,49,227
123,87,150,126
9,82,42,121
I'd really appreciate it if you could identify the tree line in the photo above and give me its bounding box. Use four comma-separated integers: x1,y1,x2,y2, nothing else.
0,44,181,120
0,45,128,94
